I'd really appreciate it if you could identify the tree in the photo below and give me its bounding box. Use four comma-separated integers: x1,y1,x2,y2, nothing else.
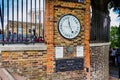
110,26,120,48
90,0,110,42
118,25,120,47
90,0,120,42
110,26,118,48
111,0,120,14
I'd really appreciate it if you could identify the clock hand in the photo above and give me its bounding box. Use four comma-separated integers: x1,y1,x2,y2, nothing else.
68,18,73,33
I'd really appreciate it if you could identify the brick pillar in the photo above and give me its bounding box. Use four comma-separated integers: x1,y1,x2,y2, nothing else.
45,0,54,73
84,1,91,80
45,0,91,77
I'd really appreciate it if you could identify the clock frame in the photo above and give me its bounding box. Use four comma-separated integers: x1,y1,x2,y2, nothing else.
58,14,81,40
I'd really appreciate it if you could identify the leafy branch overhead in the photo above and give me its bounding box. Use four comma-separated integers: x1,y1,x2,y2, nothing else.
110,25,120,48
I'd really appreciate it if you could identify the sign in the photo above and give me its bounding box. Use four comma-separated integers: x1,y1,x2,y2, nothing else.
60,0,84,2
76,46,84,57
55,47,63,58
56,58,84,72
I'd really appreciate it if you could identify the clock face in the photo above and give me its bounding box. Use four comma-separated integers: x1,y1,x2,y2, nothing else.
58,14,81,39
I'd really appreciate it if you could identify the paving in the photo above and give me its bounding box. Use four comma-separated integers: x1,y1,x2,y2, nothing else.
0,62,120,80
109,76,119,80
109,66,119,80
0,63,26,80
0,68,10,80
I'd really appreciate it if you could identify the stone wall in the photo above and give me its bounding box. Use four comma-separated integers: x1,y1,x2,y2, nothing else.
90,43,109,80
1,43,110,80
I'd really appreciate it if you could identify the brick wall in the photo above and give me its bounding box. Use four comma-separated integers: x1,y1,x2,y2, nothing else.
0,0,110,80
1,0,91,80
90,44,109,80
45,0,90,80
2,50,47,79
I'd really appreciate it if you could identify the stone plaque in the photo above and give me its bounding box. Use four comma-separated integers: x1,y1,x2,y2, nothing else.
76,46,84,57
55,47,63,58
66,46,74,54
60,0,84,2
56,58,84,72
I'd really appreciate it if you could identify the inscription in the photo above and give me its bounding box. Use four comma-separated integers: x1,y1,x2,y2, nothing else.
61,0,84,2
56,58,84,72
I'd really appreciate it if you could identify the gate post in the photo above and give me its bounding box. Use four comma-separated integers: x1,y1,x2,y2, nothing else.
44,0,90,80
45,0,55,73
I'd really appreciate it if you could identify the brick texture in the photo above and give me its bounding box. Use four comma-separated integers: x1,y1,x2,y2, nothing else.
2,51,47,79
42,70,87,80
45,0,90,80
1,0,91,80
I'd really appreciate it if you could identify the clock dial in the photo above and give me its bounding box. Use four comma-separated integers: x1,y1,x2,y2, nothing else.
58,14,81,39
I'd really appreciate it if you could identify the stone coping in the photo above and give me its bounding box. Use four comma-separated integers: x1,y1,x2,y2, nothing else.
90,42,110,47
0,42,110,51
0,43,47,51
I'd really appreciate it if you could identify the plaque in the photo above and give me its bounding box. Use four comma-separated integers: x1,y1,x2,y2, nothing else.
55,47,63,58
56,58,84,72
76,46,84,57
60,0,84,3
66,46,74,54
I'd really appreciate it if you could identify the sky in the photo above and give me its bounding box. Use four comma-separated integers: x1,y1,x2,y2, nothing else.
109,8,120,27
0,0,120,29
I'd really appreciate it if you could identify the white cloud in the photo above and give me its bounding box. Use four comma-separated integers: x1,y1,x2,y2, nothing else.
109,8,120,27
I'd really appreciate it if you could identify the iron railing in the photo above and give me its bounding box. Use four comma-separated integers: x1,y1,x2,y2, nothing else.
0,0,45,44
90,10,110,43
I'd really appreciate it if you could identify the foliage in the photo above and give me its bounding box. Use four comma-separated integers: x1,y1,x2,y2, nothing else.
110,26,120,48
109,0,120,15
38,76,41,80
118,25,120,46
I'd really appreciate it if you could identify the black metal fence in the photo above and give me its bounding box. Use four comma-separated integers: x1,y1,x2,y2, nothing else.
90,10,110,43
0,0,45,44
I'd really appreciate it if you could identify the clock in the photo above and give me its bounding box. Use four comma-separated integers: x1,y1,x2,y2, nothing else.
58,14,81,39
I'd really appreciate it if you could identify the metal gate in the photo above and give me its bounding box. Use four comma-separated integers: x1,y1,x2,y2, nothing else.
0,0,45,44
